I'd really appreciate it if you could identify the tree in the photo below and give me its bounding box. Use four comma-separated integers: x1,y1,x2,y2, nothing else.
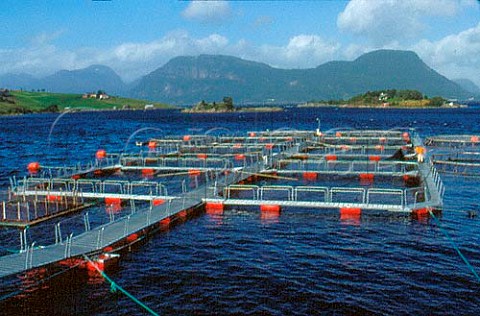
429,96,445,107
222,96,234,110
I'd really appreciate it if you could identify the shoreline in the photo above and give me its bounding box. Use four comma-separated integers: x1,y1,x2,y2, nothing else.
0,107,175,118
297,103,469,109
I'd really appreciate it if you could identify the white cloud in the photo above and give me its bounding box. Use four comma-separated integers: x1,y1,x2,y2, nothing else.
182,0,231,23
337,0,476,45
257,35,341,68
412,22,480,86
2,26,478,88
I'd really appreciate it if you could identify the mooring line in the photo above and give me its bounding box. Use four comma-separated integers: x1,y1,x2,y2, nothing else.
82,255,159,316
428,210,480,282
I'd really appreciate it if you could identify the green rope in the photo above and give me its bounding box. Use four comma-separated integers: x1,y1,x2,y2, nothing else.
428,210,480,282
83,255,159,316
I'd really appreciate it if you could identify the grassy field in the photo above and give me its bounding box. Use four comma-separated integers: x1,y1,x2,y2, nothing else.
0,91,173,114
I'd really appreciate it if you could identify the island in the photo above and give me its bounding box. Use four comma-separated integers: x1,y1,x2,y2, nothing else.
298,89,464,108
182,96,283,113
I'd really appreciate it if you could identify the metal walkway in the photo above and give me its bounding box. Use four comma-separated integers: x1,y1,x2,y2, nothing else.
0,129,444,280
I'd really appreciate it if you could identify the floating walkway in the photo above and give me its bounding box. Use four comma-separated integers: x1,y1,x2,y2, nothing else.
0,129,444,279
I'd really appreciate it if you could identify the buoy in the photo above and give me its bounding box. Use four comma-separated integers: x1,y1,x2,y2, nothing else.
325,154,337,161
350,137,357,143
188,169,201,176
340,207,361,221
148,141,157,149
336,132,342,137
265,143,274,150
260,204,281,213
178,210,187,218
126,233,139,243
205,202,224,215
47,195,62,202
105,197,122,205
340,145,350,151
152,199,165,206
96,149,106,159
103,246,113,253
379,137,387,143
183,135,191,141
27,162,40,173
142,168,155,177
233,143,242,149
359,173,374,180
71,174,81,180
235,154,246,161
369,155,381,162
359,173,374,185
471,136,479,143
197,153,208,159
303,172,318,181
249,132,256,137
160,218,171,226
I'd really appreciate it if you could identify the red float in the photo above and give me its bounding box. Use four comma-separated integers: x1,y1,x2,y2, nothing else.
95,149,106,159
188,169,201,176
197,153,208,159
303,172,318,181
205,202,224,215
325,155,337,161
142,168,155,176
340,207,361,221
152,199,165,206
183,135,191,141
160,218,171,226
369,155,381,162
265,143,274,150
27,162,40,173
47,195,62,202
471,136,479,143
235,154,246,161
148,141,157,149
260,204,281,213
126,233,139,243
105,197,122,205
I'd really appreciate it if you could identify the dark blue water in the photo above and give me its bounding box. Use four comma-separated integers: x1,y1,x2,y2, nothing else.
1,108,480,315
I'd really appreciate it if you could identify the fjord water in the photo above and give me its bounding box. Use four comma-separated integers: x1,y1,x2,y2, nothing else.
0,107,479,315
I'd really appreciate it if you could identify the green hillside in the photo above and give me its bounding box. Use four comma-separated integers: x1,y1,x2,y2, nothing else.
0,90,173,115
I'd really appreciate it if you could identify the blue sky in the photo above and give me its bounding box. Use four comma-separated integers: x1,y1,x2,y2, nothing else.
1,0,479,85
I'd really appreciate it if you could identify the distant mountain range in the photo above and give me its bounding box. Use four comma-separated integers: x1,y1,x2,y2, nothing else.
0,65,127,95
1,50,477,104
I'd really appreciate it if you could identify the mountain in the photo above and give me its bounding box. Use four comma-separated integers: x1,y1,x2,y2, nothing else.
42,65,126,95
453,79,480,95
0,73,41,91
0,65,126,95
130,50,473,104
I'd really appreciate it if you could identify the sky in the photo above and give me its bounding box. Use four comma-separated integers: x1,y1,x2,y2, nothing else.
0,0,479,86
